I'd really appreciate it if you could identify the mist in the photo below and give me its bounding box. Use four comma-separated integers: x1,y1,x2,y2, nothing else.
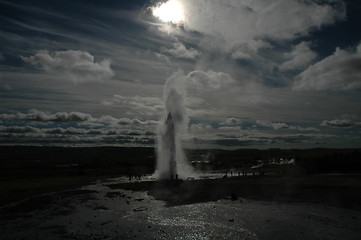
154,70,195,179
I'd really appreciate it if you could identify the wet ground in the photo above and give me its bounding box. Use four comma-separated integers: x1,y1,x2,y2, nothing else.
1,177,361,240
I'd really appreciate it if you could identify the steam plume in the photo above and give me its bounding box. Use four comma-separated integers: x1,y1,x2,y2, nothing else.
154,70,195,179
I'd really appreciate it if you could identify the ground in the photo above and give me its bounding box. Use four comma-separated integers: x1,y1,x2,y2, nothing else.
1,175,361,240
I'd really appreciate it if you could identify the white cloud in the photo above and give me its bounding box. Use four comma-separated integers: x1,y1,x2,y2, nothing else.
256,120,319,131
218,126,241,132
186,70,237,91
0,124,156,146
257,120,288,129
280,42,317,71
189,123,213,133
231,50,251,60
22,50,114,83
180,0,345,53
294,43,361,91
0,109,160,132
220,117,242,125
118,117,158,126
109,95,163,117
321,119,361,128
0,109,94,123
162,42,200,59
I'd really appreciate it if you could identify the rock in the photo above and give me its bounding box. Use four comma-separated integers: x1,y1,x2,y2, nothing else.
100,220,112,226
133,207,147,212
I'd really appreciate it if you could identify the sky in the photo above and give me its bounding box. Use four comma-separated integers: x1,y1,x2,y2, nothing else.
0,0,360,149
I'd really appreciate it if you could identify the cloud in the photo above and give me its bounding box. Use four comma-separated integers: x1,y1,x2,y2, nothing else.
0,124,156,146
256,120,289,129
2,84,12,91
256,120,319,131
321,119,361,128
280,42,317,71
186,70,237,91
22,50,114,83
0,126,40,133
0,110,158,146
118,118,158,126
181,0,345,53
293,43,361,91
218,126,241,132
271,133,334,144
189,123,213,133
162,42,200,59
0,109,160,133
186,130,334,148
51,127,87,135
220,117,242,125
231,50,252,60
0,109,93,123
106,95,163,117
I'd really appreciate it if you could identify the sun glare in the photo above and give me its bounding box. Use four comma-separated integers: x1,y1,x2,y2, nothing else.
152,0,185,24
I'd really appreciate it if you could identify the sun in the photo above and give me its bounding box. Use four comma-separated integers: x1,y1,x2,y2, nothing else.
152,0,185,25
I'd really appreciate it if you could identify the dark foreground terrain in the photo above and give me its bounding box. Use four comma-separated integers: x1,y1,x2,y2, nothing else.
1,175,361,240
108,174,361,210
1,146,360,205
0,146,361,239
0,146,155,206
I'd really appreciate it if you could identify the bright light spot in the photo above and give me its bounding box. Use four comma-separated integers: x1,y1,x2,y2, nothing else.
152,0,185,24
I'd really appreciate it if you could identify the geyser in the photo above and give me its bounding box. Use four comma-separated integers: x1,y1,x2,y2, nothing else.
154,70,194,179
165,113,176,178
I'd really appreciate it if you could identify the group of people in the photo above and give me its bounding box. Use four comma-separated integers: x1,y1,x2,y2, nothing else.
128,174,142,181
223,170,255,178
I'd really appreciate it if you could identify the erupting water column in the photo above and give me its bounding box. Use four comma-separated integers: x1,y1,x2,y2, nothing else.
154,71,194,180
165,113,176,179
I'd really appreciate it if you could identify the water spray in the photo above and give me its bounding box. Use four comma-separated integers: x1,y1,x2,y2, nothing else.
154,70,195,180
